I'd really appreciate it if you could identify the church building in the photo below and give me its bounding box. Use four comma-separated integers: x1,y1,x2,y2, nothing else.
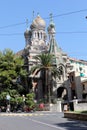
21,14,82,102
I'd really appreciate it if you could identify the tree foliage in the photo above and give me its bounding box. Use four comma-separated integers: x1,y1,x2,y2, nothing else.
25,93,35,109
0,49,27,92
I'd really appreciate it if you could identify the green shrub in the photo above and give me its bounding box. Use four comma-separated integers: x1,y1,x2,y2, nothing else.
25,93,35,109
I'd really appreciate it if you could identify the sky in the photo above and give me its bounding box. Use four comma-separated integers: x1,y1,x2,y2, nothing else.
0,0,87,60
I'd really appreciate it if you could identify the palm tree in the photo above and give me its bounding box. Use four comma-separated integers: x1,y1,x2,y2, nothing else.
30,53,61,103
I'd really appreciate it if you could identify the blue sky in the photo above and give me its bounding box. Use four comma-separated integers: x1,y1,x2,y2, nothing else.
0,0,87,60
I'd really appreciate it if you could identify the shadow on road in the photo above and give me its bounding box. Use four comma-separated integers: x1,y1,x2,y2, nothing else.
54,118,87,130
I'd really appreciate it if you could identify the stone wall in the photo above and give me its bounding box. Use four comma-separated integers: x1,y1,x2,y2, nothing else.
75,76,82,99
73,99,87,111
49,101,62,112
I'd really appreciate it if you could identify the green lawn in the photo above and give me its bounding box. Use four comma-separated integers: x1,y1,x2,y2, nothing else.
74,111,87,114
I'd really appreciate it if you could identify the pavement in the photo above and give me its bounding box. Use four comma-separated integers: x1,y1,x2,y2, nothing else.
0,111,87,130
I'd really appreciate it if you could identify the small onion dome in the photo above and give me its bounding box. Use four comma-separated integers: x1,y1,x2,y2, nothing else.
24,29,31,38
30,15,46,29
47,22,55,34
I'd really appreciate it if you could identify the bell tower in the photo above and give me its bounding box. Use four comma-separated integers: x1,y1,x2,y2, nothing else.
47,13,56,41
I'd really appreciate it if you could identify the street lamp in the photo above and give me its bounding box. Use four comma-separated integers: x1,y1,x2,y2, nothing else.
6,94,10,104
6,94,11,112
22,95,25,104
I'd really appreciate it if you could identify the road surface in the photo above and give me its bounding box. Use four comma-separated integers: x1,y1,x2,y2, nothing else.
0,111,87,130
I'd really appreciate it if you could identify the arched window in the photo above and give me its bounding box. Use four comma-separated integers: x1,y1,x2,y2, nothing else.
38,32,39,39
41,32,42,39
35,32,36,37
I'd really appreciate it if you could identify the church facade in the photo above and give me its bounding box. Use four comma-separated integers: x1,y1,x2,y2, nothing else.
22,14,82,102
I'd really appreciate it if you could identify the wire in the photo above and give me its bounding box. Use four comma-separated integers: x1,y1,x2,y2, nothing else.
56,31,87,34
53,8,87,18
0,22,27,29
0,33,23,36
44,8,87,19
0,8,87,29
0,8,86,36
0,31,87,36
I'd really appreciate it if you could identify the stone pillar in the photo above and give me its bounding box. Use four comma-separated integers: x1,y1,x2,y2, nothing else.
73,99,78,111
49,100,62,112
57,100,62,112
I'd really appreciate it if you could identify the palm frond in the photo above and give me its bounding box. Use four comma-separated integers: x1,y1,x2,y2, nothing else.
30,53,62,79
30,65,43,77
34,53,55,67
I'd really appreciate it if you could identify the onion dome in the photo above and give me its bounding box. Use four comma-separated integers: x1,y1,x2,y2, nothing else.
24,29,32,38
47,13,55,33
47,23,55,33
30,15,46,29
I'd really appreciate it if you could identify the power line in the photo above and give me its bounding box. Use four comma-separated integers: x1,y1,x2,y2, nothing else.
56,31,87,34
44,8,87,19
0,8,87,30
0,22,26,29
0,31,87,36
0,8,86,36
0,33,23,36
52,8,87,18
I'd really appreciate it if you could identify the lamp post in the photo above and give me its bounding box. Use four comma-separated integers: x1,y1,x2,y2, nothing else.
22,95,25,111
6,94,10,104
6,94,11,112
22,95,25,105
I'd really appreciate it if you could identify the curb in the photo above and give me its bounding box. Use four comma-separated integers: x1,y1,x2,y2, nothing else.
64,112,87,121
0,112,51,116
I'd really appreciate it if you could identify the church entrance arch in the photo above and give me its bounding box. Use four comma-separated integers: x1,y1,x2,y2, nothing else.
57,87,68,100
